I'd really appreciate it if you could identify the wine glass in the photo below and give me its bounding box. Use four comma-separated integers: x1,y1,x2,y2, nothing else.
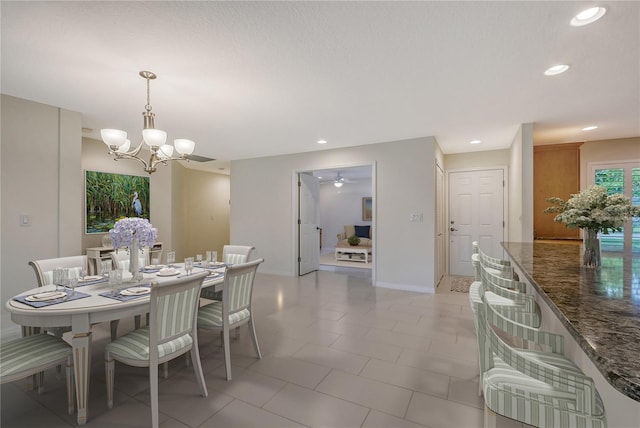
184,257,194,275
166,251,176,267
68,277,78,296
195,254,202,267
53,268,69,293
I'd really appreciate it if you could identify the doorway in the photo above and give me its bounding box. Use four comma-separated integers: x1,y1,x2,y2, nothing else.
448,168,505,276
294,164,375,279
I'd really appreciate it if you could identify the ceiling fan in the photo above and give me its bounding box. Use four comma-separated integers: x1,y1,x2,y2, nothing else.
333,172,345,188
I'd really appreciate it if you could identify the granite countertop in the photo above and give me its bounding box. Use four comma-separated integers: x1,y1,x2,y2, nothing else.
502,241,640,402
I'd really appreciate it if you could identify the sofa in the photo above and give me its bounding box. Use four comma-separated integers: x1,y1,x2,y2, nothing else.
336,225,372,247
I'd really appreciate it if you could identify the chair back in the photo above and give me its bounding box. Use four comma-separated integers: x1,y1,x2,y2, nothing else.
223,259,263,315
109,248,147,271
222,245,255,264
29,255,88,287
148,271,208,365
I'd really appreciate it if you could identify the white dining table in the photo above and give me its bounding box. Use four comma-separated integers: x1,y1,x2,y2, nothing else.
5,266,224,425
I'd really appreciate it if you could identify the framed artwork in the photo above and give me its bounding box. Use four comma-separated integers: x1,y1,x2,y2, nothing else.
85,170,150,234
362,197,372,221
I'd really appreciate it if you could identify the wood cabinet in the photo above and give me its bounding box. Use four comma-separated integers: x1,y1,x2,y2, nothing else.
534,143,582,239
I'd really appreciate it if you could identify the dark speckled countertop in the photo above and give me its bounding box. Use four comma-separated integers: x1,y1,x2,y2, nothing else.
502,241,640,402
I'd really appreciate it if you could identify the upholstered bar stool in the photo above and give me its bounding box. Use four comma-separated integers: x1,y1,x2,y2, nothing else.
472,241,520,283
477,288,607,428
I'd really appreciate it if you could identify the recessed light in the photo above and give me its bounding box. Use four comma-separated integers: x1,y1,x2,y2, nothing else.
469,140,482,145
582,126,598,131
571,7,606,26
544,65,570,76
317,139,327,144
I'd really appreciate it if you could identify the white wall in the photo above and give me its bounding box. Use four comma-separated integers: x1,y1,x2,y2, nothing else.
320,180,372,251
1,95,82,336
508,123,534,242
231,137,438,293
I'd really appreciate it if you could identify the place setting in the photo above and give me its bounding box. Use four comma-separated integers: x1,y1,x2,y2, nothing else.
15,271,91,308
97,269,152,301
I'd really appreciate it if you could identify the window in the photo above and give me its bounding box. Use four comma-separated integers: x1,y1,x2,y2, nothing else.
590,162,640,252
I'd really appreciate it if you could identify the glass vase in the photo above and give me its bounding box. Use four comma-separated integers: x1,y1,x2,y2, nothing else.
583,229,601,268
129,238,140,278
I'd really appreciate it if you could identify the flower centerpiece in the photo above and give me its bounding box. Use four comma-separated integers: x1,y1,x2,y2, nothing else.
109,217,157,277
544,185,639,267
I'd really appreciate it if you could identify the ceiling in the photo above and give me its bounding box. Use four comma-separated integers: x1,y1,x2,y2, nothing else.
2,1,638,174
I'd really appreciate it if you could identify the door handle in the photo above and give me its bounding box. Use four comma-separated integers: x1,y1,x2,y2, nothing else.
450,227,458,232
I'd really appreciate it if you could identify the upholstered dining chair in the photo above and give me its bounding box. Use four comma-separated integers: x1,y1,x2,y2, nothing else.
1,333,75,415
477,285,607,428
200,245,255,302
222,245,255,264
109,248,148,274
197,258,264,381
105,271,209,428
28,255,91,337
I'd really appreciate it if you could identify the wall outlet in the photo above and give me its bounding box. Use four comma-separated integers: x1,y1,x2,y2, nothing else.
409,213,423,222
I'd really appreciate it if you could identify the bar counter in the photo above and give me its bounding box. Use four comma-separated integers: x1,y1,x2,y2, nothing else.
502,241,639,404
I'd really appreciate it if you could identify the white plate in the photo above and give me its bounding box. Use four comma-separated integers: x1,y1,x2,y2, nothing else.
156,270,179,277
26,291,67,302
206,272,222,278
145,264,166,270
121,287,150,296
79,275,102,282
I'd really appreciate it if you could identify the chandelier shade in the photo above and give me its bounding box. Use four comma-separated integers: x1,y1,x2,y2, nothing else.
100,71,197,174
101,129,128,147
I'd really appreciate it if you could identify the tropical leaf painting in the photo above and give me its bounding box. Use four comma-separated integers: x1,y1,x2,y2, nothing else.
85,170,150,234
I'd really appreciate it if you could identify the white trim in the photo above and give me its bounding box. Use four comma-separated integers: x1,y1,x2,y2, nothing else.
445,166,509,275
292,161,377,284
375,281,435,294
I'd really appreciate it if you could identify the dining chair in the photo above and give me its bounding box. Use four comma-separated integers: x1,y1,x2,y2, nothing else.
222,244,255,264
105,270,209,428
1,333,75,415
197,258,264,381
200,245,255,301
109,248,149,273
477,285,607,428
28,255,91,337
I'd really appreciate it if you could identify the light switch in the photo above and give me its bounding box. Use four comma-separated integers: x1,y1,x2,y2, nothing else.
20,214,31,226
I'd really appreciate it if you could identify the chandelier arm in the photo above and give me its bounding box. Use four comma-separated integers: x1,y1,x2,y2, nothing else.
111,151,152,171
149,154,189,171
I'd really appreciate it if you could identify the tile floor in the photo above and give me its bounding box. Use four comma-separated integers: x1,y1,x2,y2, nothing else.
1,268,526,427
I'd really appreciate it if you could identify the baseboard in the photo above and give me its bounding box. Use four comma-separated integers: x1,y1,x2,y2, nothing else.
375,281,434,294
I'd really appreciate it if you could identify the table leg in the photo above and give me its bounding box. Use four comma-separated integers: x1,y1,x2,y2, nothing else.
72,331,92,425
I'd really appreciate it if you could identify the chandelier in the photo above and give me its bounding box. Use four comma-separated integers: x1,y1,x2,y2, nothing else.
100,71,195,174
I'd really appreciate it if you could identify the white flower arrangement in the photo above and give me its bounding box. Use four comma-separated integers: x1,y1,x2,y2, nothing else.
109,217,158,249
544,185,640,234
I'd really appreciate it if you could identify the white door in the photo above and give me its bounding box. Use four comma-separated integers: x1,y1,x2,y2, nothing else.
299,173,320,275
435,163,445,286
449,169,504,276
